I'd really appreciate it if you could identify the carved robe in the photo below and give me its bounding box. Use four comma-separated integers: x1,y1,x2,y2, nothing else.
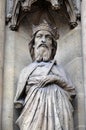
14,61,75,130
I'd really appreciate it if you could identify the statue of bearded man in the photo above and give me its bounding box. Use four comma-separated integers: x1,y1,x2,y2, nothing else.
14,21,76,130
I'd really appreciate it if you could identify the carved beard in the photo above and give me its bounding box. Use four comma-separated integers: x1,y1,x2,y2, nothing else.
34,46,52,62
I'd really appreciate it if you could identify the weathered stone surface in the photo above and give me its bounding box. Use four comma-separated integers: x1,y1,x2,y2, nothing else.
2,26,32,130
55,25,85,129
82,0,86,129
65,58,85,130
10,0,77,30
2,1,84,130
2,27,16,130
55,25,81,65
0,0,5,129
14,23,75,130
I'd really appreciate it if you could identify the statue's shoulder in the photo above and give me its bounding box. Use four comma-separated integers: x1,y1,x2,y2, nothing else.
52,61,67,77
53,61,63,70
20,62,38,76
55,63,65,72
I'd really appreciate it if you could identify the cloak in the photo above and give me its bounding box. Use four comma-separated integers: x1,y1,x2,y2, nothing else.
14,61,75,108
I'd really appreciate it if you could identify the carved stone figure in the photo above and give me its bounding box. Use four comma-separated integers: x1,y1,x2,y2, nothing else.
14,21,76,130
8,0,81,30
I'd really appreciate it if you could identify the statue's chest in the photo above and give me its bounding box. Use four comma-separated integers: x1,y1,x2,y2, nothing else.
31,63,52,76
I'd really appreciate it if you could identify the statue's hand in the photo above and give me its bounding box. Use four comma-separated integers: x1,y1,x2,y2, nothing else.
14,100,24,109
38,75,60,88
38,75,70,89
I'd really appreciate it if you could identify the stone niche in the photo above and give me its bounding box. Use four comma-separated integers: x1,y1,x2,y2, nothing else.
2,0,85,130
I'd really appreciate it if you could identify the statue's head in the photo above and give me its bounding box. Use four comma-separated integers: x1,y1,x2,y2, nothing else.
29,21,59,62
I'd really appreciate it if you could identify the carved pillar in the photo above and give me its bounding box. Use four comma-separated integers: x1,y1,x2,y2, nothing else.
2,29,16,130
82,0,86,129
0,0,5,129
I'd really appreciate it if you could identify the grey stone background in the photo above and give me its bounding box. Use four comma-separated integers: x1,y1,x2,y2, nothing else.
0,1,86,130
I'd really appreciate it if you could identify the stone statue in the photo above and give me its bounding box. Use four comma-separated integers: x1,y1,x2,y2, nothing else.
14,21,76,130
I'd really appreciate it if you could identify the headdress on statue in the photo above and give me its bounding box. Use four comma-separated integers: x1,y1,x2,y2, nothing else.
28,21,59,60
32,20,59,40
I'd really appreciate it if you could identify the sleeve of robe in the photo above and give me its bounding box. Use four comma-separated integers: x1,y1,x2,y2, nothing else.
14,63,38,108
51,63,76,98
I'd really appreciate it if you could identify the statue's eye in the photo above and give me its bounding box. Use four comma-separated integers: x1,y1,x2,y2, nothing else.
36,34,42,38
46,35,52,40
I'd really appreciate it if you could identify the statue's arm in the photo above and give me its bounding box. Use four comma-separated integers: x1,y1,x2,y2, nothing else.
40,74,72,89
14,68,28,109
14,99,25,109
51,64,76,97
14,63,37,108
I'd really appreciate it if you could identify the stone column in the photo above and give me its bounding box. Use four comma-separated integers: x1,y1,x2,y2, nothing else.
0,0,5,129
2,28,16,130
82,0,86,129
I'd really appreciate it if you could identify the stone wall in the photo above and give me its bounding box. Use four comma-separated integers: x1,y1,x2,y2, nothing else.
55,25,85,129
0,0,5,129
0,1,86,130
82,0,86,129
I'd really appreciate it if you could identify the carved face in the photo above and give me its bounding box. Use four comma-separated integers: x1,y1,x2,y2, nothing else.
34,30,53,62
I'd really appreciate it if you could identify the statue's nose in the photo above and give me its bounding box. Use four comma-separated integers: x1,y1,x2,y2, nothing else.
41,36,46,43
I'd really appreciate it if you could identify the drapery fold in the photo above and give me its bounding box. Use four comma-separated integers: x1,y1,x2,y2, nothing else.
14,62,75,130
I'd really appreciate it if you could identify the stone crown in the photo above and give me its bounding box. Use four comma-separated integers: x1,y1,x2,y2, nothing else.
32,21,59,40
